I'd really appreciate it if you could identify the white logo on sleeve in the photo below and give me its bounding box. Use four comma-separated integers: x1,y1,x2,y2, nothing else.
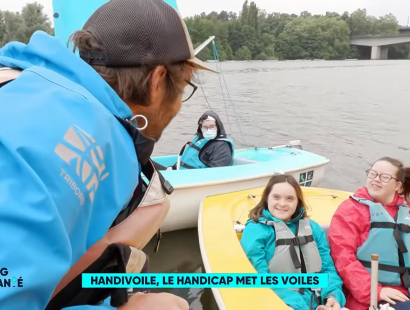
54,125,110,205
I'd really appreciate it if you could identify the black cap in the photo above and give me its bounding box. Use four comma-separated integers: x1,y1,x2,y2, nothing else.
79,0,216,72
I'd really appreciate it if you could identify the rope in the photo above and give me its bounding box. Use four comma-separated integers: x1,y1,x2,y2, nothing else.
235,194,259,224
211,41,233,137
196,71,246,146
212,41,247,147
197,74,212,110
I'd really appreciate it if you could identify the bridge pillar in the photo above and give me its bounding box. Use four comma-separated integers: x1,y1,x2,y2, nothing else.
371,46,388,60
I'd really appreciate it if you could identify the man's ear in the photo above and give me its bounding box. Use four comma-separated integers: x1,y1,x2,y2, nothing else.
147,66,167,108
150,65,167,92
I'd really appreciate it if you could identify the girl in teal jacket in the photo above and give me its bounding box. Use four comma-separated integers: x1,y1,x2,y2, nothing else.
240,174,346,310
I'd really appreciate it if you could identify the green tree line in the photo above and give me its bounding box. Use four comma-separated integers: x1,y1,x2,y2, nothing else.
0,2,53,47
0,1,408,60
185,1,410,60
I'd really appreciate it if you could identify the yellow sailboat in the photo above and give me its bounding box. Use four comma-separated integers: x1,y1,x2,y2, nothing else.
198,186,352,310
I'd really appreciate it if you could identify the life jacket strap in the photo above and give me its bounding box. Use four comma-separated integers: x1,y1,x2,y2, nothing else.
180,162,196,169
303,288,321,310
187,141,201,152
178,140,204,169
276,235,314,270
177,141,198,169
403,269,410,289
178,142,190,156
371,222,410,233
276,235,314,246
359,260,410,288
297,288,322,308
370,222,410,253
363,213,410,290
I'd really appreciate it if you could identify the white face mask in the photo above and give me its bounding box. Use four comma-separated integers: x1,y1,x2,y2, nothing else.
202,129,217,139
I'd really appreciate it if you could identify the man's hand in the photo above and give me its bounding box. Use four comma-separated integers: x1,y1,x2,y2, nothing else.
118,292,189,310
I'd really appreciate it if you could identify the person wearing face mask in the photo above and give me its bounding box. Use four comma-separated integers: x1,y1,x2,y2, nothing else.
328,157,410,310
240,174,346,310
167,110,234,170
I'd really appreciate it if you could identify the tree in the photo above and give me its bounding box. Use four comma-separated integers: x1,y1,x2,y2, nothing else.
275,16,351,60
0,2,53,48
236,46,252,60
240,0,249,25
247,1,259,31
0,1,405,60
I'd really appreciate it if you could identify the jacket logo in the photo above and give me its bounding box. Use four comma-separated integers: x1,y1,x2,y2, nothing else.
54,125,109,205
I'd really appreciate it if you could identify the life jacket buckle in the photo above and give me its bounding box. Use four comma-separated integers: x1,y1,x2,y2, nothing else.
291,238,299,246
292,236,306,246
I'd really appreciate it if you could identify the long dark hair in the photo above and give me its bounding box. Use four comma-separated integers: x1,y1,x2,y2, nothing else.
374,157,410,201
249,174,308,222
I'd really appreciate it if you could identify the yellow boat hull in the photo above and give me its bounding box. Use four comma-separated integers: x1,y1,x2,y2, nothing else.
198,186,352,310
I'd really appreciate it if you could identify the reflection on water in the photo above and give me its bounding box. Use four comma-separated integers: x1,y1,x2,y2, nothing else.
147,60,410,309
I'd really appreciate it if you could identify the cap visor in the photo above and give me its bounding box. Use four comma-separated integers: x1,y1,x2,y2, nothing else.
187,57,219,73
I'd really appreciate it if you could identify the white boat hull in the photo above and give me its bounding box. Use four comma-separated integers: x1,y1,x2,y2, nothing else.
160,162,328,233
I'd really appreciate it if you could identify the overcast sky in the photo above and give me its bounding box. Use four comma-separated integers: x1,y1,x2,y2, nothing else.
1,0,410,26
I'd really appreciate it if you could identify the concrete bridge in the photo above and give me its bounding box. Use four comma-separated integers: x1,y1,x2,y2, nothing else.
350,28,410,59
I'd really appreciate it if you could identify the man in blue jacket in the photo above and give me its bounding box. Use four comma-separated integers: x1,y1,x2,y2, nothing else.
0,0,213,309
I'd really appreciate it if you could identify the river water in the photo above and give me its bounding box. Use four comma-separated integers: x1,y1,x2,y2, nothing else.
144,60,410,309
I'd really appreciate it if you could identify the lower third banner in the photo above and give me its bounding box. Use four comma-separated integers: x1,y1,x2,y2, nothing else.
82,273,329,289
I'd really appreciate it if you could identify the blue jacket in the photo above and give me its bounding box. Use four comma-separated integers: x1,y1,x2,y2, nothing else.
240,208,346,310
0,31,140,309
